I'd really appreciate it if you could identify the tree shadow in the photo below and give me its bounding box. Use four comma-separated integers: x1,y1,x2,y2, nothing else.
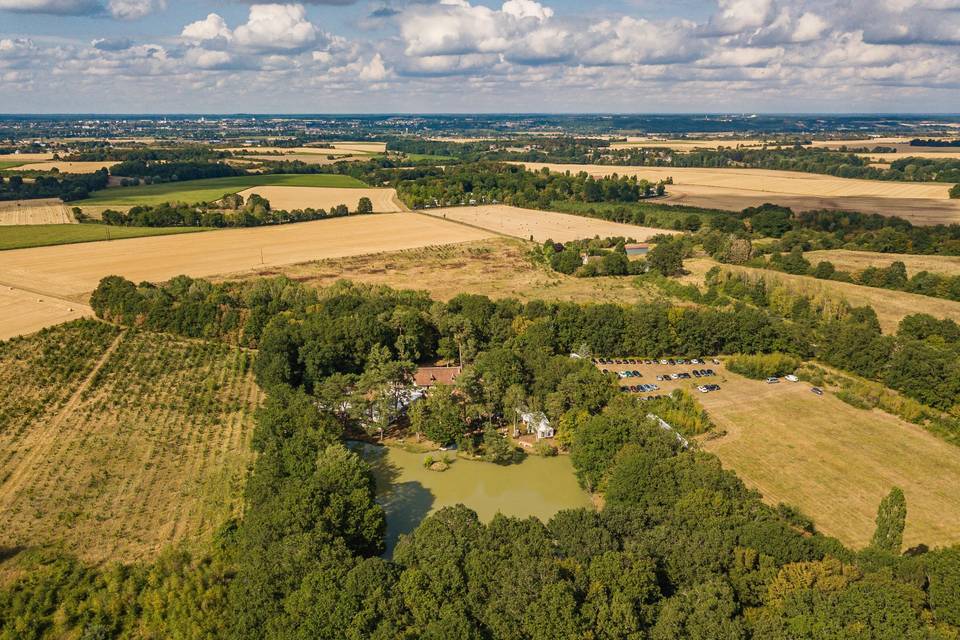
379,480,435,558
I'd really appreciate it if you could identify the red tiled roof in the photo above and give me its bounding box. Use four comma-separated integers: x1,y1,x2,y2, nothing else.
414,366,462,387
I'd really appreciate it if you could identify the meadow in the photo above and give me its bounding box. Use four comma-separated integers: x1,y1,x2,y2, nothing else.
0,322,260,563
684,258,960,332
77,173,368,208
699,368,960,549
805,249,960,277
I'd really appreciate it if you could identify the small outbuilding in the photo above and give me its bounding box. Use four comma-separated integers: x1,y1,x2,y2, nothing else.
519,411,555,440
413,365,462,388
625,243,650,256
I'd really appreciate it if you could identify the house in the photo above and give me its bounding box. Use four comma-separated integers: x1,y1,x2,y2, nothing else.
413,365,462,388
625,243,650,256
519,411,554,440
581,253,604,266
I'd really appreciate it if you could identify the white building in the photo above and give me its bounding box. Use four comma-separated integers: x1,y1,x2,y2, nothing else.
519,410,554,440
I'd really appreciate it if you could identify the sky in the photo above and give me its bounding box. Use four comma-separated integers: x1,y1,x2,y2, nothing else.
1,0,960,113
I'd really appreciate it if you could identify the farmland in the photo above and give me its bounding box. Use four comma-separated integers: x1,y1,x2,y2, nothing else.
516,162,960,223
0,322,260,563
76,173,368,208
237,237,658,304
0,213,493,340
806,249,960,277
14,160,117,173
684,258,960,332
698,368,960,549
235,186,401,212
0,286,92,341
0,223,209,251
0,198,75,225
419,204,677,242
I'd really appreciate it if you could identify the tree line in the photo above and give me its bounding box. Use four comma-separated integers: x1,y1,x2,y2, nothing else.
0,169,109,202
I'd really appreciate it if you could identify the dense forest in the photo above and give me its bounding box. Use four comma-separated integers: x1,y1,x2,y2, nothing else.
1,274,953,638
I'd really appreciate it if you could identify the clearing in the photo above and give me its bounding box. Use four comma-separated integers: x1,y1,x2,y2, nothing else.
698,368,960,549
15,161,118,173
806,249,960,277
418,204,677,243
234,237,659,305
516,162,960,224
0,322,260,563
684,258,960,333
76,173,368,209
0,199,75,225
235,186,401,212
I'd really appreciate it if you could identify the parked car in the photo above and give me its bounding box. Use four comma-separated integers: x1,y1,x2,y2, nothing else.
811,387,824,396
659,359,668,365
705,369,715,375
667,359,676,365
785,374,799,382
697,385,709,393
766,377,779,384
693,370,702,378
712,359,721,365
632,370,641,377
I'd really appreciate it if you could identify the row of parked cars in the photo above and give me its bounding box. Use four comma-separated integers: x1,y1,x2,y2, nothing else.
620,383,661,393
764,374,824,396
594,357,722,366
697,384,722,393
656,369,716,382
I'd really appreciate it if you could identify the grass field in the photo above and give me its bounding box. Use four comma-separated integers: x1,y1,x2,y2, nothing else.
698,367,960,549
0,161,25,171
0,322,260,563
684,257,960,332
0,224,210,251
77,173,369,208
516,162,960,224
238,237,661,305
419,204,678,242
805,249,960,277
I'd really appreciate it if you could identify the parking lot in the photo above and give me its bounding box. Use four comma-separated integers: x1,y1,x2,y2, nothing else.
592,357,726,398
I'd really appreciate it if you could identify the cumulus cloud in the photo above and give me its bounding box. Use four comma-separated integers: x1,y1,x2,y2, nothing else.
358,52,389,80
233,4,320,52
182,13,234,43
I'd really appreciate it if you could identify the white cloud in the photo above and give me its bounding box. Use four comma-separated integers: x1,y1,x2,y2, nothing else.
358,53,389,80
182,13,233,43
0,0,100,14
107,0,164,19
792,12,828,42
233,4,319,52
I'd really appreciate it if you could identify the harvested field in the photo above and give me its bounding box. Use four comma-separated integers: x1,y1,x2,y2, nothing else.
16,161,118,173
0,152,54,163
611,137,766,151
239,153,371,165
0,199,74,225
684,258,960,332
0,213,493,306
77,173,368,209
419,204,677,243
0,322,260,563
235,186,401,212
805,249,960,277
0,285,92,341
239,237,658,305
857,150,960,161
698,368,960,549
516,162,960,224
223,146,356,156
330,142,386,153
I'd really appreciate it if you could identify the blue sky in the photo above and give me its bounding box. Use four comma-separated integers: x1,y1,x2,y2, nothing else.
2,0,960,113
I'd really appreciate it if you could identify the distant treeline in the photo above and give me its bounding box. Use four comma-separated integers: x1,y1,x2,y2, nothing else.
110,159,242,183
0,169,108,202
66,145,233,163
910,139,960,147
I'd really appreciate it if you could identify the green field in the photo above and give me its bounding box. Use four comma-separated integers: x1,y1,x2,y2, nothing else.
550,199,729,229
0,161,25,171
78,174,369,207
0,224,211,251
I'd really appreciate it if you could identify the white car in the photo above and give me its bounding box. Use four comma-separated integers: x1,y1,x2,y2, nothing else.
697,385,709,393
785,374,799,382
659,359,668,365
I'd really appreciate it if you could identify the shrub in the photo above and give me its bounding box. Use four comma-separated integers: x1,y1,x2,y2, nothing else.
726,353,800,379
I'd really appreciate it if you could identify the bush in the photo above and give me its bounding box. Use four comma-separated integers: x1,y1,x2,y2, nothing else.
533,440,558,457
726,353,800,379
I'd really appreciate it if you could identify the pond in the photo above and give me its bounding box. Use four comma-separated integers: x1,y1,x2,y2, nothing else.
351,442,593,556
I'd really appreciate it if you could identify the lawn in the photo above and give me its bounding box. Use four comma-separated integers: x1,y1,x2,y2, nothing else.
0,161,25,171
77,173,369,207
550,199,728,229
0,224,210,251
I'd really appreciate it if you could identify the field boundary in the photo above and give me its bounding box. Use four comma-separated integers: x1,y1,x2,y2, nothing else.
411,209,526,241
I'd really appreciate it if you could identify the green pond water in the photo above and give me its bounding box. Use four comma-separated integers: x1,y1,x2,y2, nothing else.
351,442,593,556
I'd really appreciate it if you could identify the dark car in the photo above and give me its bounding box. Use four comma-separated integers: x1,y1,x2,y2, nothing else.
811,387,824,396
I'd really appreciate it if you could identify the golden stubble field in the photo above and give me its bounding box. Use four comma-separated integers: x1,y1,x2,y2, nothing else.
0,286,92,341
698,368,960,549
516,162,960,224
683,257,960,333
236,186,402,212
805,249,960,277
419,204,677,243
0,323,260,563
0,213,493,339
0,198,75,225
16,161,118,173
